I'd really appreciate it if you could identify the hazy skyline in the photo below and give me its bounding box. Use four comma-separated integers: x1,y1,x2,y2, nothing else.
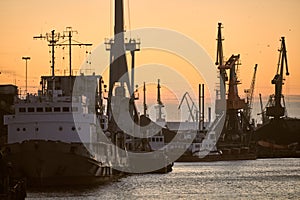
0,0,299,100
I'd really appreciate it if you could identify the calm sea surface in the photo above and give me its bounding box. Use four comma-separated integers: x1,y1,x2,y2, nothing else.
27,158,300,200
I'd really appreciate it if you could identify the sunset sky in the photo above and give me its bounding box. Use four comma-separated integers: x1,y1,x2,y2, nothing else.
0,0,299,111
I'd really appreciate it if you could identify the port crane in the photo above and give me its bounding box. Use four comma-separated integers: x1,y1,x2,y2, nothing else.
244,64,258,123
215,23,253,146
254,37,300,153
257,93,267,124
155,79,165,122
178,92,199,122
266,37,289,119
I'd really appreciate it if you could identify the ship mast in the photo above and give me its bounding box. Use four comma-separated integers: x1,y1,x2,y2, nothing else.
34,30,63,94
57,27,92,76
34,30,62,79
106,0,140,121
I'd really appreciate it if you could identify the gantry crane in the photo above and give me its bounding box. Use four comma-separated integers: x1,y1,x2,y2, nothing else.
244,64,258,123
257,93,267,124
218,54,249,144
254,37,300,151
266,37,289,119
215,23,253,146
178,92,199,122
155,79,165,122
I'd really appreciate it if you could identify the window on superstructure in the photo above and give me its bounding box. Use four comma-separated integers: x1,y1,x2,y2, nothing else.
28,107,34,112
19,108,26,112
54,107,61,112
72,107,78,112
37,107,43,112
63,107,70,112
45,107,52,112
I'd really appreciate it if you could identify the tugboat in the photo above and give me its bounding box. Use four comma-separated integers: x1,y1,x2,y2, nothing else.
254,37,300,158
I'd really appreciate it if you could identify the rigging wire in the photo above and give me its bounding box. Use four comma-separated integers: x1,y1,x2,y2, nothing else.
127,0,132,38
110,0,113,36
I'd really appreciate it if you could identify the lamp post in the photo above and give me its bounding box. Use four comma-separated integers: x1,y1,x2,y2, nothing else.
22,56,30,95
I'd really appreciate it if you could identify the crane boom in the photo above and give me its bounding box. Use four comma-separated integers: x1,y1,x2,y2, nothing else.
178,92,198,122
244,64,258,122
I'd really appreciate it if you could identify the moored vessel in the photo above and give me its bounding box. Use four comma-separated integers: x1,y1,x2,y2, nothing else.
254,37,300,158
2,75,127,186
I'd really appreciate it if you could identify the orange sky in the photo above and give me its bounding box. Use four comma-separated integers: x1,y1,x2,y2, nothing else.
0,0,300,100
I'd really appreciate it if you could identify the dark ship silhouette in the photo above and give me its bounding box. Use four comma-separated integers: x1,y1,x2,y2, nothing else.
254,37,300,157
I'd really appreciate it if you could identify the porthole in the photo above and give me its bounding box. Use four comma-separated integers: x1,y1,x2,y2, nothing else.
17,128,20,132
72,127,76,131
23,128,26,131
35,128,39,132
59,127,63,131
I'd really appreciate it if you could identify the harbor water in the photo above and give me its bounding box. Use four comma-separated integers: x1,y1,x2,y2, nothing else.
27,158,300,199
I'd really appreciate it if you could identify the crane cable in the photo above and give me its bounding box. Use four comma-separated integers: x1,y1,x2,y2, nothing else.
110,0,113,36
127,0,132,38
